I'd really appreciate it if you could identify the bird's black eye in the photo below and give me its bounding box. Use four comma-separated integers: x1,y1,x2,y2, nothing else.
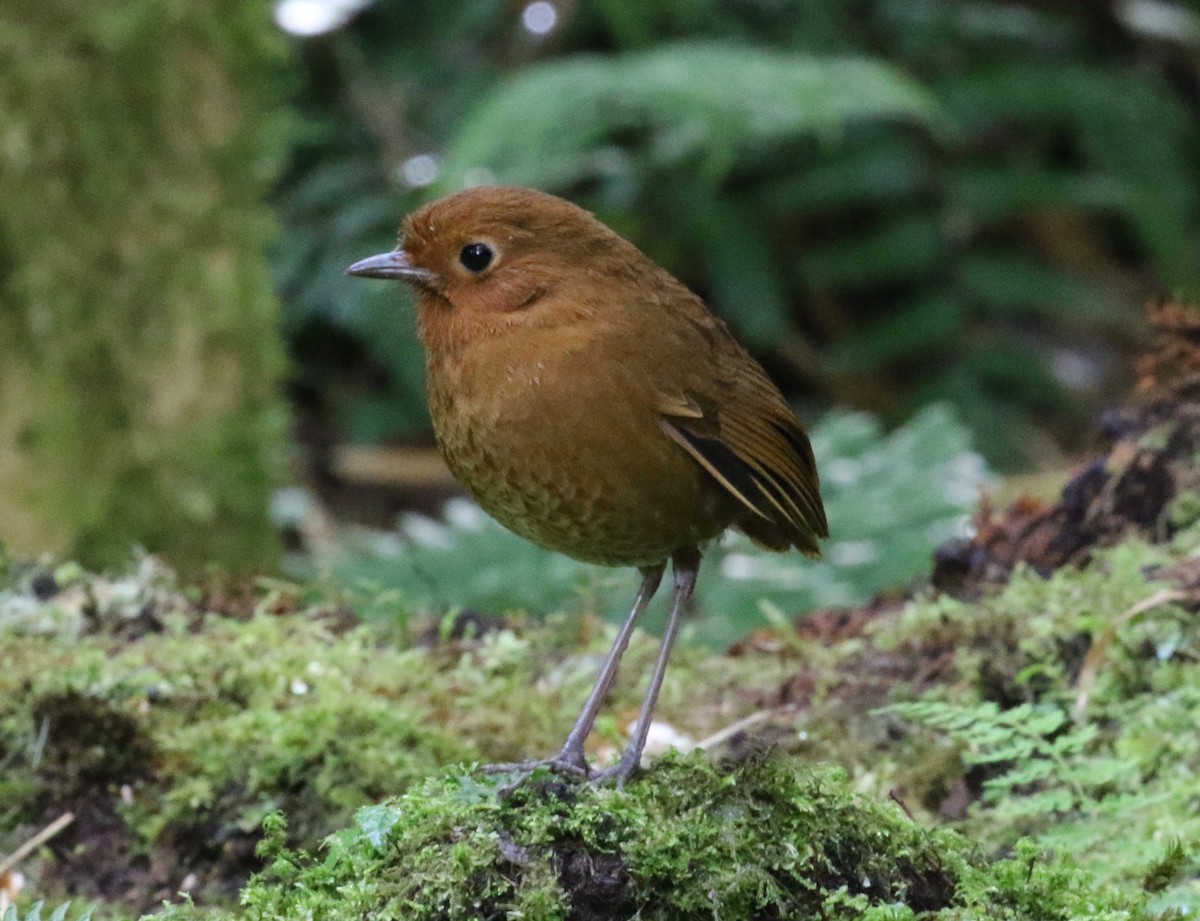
459,242,494,273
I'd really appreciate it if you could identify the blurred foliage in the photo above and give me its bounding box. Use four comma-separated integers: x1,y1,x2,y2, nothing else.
328,404,987,647
0,905,92,921
438,44,945,194
871,535,1200,911
276,0,1200,469
0,0,292,569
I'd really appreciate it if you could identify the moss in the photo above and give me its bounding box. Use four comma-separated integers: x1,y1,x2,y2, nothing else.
29,690,156,794
859,539,1200,903
1167,488,1200,530
0,567,472,909
4,529,1199,916
2,610,476,825
0,558,791,911
146,755,1146,921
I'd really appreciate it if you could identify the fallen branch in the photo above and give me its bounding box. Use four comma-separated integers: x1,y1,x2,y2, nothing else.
0,812,75,876
1072,588,1191,722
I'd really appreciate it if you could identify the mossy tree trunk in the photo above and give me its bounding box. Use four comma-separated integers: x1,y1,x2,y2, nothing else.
0,1,290,569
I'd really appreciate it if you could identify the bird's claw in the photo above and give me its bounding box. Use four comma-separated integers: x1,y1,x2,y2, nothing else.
482,749,592,796
482,756,589,778
588,756,640,789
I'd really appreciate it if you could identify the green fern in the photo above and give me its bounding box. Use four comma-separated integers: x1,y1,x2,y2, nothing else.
1,903,92,921
439,43,945,190
883,700,1136,818
940,61,1199,286
879,571,1200,908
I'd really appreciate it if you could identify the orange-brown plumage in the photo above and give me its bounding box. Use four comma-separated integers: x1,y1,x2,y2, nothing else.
348,185,827,783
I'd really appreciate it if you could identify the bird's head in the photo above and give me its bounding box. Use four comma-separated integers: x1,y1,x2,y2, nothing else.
347,185,672,348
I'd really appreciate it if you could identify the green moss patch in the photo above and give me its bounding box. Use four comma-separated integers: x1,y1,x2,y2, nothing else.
149,754,1152,921
3,522,1199,917
0,563,476,911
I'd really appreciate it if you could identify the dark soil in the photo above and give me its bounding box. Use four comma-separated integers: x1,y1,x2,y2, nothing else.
558,846,636,921
932,301,1200,597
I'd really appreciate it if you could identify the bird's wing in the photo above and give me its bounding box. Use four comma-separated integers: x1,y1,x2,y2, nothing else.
614,302,828,556
659,378,827,556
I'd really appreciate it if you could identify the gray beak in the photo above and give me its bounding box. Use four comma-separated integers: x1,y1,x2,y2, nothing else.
345,250,435,283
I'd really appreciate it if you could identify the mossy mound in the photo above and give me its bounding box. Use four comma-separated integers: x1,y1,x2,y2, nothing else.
0,560,476,911
150,754,1143,921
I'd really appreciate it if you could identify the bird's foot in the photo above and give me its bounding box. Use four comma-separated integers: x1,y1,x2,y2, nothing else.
589,753,641,789
482,746,591,797
481,754,590,778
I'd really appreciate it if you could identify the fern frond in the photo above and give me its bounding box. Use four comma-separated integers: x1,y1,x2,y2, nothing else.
440,43,946,189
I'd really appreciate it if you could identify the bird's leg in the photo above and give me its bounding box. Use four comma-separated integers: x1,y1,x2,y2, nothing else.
549,563,665,773
483,564,664,782
595,548,699,787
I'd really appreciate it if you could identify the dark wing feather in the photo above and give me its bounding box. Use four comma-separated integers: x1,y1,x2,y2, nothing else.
663,390,827,557
660,422,775,523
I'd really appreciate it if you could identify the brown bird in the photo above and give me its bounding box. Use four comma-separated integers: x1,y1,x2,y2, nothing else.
348,185,827,784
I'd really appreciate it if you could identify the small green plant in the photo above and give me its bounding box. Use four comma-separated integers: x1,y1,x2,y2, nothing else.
878,546,1200,910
